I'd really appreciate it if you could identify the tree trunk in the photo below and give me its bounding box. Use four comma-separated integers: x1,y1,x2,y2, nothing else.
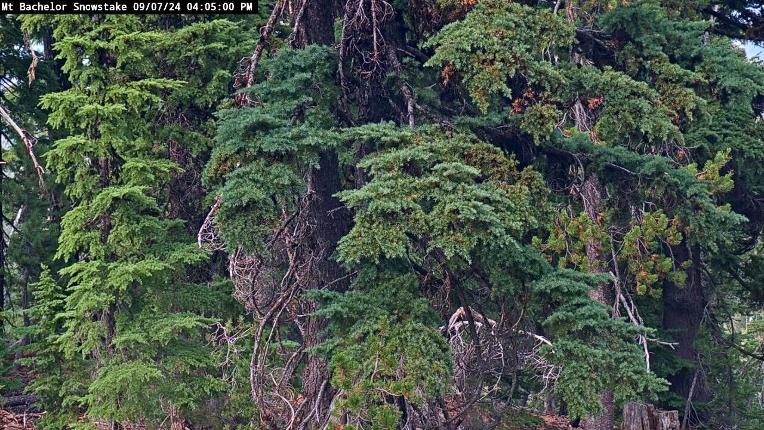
662,243,709,421
621,402,679,430
579,175,615,430
295,2,353,426
97,156,117,348
297,0,336,47
299,150,351,425
168,139,203,233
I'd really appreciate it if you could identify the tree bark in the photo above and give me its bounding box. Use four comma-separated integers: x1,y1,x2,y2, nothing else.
621,402,679,430
579,175,615,430
297,0,336,47
662,243,709,421
168,139,204,233
294,2,353,426
299,149,351,426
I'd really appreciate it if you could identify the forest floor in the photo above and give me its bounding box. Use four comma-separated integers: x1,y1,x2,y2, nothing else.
0,409,574,430
0,409,39,430
538,414,573,429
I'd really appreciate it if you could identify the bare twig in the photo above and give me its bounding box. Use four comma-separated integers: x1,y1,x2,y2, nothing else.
682,367,699,430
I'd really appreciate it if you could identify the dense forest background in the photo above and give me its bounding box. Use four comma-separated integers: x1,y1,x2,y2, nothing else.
2,1,764,429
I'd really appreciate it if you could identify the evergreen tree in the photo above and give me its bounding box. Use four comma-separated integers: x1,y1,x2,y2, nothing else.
1,13,64,398
15,14,254,427
1,1,762,429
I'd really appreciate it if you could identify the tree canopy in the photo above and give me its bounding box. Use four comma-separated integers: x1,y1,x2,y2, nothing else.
1,1,764,429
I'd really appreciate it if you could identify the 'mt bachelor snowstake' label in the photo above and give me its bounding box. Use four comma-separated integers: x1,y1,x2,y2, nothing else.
17,1,128,11
1,0,258,13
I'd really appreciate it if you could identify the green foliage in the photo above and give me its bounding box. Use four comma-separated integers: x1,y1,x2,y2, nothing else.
495,408,544,430
314,268,451,429
532,270,668,417
564,65,684,148
337,127,547,265
424,0,574,113
14,14,255,426
335,125,663,423
620,210,684,296
4,1,764,428
686,149,735,195
1,14,68,415
208,45,340,252
541,209,610,272
17,269,85,429
550,131,744,249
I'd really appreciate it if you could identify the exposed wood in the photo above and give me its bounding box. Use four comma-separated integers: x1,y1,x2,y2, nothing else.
237,0,286,91
681,368,698,429
0,105,46,192
622,402,679,430
23,32,38,86
0,409,39,430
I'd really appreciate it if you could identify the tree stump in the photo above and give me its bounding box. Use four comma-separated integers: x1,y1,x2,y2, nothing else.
621,402,680,430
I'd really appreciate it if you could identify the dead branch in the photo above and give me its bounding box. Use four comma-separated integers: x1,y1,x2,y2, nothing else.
0,104,46,192
339,0,394,79
288,0,309,47
23,33,39,87
682,367,699,430
197,195,226,251
443,306,505,403
386,47,415,128
234,0,287,105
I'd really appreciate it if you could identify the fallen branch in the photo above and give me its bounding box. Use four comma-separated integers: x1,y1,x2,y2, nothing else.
1,394,38,409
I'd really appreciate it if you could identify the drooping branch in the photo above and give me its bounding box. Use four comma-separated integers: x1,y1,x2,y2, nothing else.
197,194,225,251
197,188,339,428
0,104,46,192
